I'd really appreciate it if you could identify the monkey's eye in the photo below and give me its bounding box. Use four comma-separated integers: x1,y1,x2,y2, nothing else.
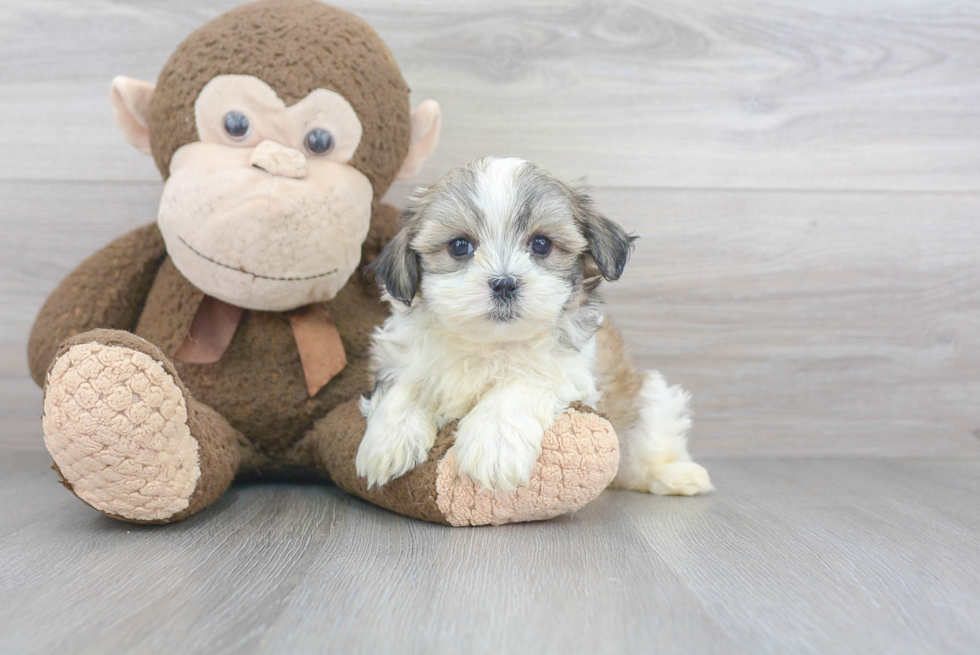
304,128,334,155
448,238,474,258
530,236,553,256
223,111,250,140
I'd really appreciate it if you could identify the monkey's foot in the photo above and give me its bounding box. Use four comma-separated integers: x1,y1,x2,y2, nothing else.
42,330,238,523
315,402,620,526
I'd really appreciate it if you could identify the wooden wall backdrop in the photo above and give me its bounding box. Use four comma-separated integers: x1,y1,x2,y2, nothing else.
1,0,978,457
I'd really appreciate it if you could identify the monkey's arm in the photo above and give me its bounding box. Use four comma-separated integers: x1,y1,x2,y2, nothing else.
28,223,168,386
359,201,402,268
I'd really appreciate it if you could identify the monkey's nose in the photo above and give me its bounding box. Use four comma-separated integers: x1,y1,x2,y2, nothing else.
250,140,307,179
489,276,519,301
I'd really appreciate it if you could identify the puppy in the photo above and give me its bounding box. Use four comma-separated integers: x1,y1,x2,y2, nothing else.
356,157,712,496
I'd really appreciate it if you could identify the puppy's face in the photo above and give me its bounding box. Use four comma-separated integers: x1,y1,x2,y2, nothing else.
374,157,634,342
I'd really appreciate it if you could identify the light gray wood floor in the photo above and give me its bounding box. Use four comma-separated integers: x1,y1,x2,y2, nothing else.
1,1,978,653
3,453,980,655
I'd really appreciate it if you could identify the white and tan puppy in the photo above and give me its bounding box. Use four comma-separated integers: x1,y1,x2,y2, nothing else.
356,157,712,496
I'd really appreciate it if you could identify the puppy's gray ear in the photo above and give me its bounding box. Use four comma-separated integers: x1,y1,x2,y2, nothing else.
371,224,420,305
572,188,636,281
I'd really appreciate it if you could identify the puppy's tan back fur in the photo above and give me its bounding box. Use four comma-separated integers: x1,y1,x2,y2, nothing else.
595,320,644,433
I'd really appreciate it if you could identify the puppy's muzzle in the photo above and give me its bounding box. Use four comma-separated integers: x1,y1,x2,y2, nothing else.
489,276,519,302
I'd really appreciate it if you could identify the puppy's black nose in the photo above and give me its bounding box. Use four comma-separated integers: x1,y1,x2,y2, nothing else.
489,276,519,301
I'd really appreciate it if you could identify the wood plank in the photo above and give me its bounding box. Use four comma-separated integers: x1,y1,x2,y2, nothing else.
2,453,979,654
589,187,980,457
3,182,978,457
4,3,980,655
0,181,161,451
0,0,978,189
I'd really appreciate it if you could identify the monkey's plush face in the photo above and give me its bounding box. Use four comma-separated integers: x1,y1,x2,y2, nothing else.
109,1,442,311
158,75,373,311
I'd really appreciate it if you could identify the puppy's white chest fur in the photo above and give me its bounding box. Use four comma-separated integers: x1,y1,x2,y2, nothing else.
356,156,627,492
370,305,600,428
357,157,712,498
357,301,602,492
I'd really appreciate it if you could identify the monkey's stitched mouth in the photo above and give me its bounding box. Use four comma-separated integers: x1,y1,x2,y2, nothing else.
177,236,339,281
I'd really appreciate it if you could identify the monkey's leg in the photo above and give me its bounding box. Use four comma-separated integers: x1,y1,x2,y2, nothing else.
302,399,620,526
28,223,167,386
42,329,240,524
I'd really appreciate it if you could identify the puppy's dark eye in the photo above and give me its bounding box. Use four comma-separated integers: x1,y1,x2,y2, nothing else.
305,128,334,155
531,236,552,256
223,111,250,139
448,238,474,258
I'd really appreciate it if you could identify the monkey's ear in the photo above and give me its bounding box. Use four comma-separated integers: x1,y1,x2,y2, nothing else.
396,100,441,180
572,188,636,281
370,226,420,305
110,76,156,155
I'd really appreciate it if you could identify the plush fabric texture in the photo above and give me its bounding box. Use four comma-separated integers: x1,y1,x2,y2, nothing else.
175,295,349,395
44,340,200,521
133,209,392,456
43,330,240,524
313,398,452,524
435,406,620,526
32,202,395,475
109,76,155,154
28,204,398,495
149,0,411,198
314,400,619,525
27,223,168,387
158,139,375,311
30,1,620,526
194,77,364,165
288,305,348,397
173,296,244,364
248,138,308,178
31,200,621,524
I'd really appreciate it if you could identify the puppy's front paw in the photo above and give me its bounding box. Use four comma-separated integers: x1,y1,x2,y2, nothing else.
452,417,543,493
356,418,435,488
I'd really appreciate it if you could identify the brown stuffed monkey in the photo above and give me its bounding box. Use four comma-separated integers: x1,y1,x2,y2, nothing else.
28,0,619,527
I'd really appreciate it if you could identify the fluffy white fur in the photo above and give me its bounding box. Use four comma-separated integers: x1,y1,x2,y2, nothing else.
356,157,712,495
358,293,600,491
610,372,712,495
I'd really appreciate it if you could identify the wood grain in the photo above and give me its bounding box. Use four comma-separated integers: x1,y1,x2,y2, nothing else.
591,187,980,457
4,182,978,457
0,0,978,189
2,452,979,654
3,0,977,453
3,2,980,654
